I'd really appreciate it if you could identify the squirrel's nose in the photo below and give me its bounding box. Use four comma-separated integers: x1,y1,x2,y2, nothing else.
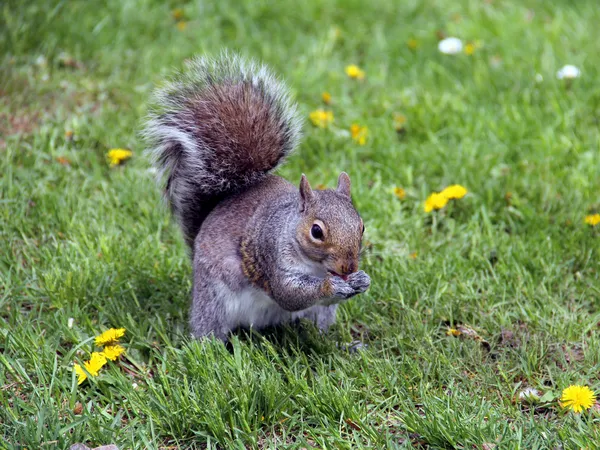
347,260,358,274
336,259,358,276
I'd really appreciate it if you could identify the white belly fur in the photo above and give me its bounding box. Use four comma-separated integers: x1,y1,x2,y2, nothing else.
224,285,292,330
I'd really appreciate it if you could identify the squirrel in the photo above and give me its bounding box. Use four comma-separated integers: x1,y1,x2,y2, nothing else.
143,53,371,340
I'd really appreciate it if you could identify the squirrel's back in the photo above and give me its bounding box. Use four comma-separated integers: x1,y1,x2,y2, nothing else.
143,53,302,246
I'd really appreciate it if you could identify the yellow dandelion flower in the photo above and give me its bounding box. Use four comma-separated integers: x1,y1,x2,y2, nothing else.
560,385,596,413
73,363,87,385
424,185,467,213
95,327,126,346
107,149,132,167
86,352,107,375
409,251,418,259
345,65,365,80
102,344,125,361
350,124,368,145
172,8,184,20
585,214,600,226
407,38,419,50
322,91,332,105
393,187,406,200
176,21,187,31
424,192,449,212
74,352,108,385
464,43,476,55
309,110,334,128
441,184,468,200
393,114,407,131
446,328,462,337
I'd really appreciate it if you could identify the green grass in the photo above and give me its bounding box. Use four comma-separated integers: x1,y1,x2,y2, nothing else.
2,0,600,448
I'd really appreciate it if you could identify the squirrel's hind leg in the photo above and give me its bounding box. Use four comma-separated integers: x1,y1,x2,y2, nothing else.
190,255,244,341
190,276,230,341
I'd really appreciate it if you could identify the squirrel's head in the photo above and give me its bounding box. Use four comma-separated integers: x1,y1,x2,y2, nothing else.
296,173,364,279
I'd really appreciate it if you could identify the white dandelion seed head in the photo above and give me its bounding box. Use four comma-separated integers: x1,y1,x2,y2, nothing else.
35,55,47,67
132,382,139,389
535,73,543,83
557,65,580,80
518,387,541,402
438,37,463,55
67,318,74,329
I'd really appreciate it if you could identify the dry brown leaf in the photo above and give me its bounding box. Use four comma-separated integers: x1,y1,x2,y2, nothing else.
345,418,361,431
56,156,71,166
446,325,490,351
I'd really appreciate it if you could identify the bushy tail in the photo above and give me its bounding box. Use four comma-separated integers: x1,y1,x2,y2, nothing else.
143,52,302,247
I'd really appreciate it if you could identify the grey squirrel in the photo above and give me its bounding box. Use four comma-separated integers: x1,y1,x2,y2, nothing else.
143,53,371,340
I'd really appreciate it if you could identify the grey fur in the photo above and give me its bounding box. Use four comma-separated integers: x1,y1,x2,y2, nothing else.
190,175,370,339
144,54,370,340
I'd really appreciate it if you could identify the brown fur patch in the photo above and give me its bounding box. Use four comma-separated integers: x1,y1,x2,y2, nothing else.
145,54,301,247
240,237,270,294
186,82,286,181
321,277,333,297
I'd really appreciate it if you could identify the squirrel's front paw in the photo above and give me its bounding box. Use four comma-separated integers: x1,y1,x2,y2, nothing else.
328,276,356,300
346,270,371,294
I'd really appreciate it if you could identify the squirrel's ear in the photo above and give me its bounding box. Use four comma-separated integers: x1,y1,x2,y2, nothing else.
336,172,351,197
299,174,315,211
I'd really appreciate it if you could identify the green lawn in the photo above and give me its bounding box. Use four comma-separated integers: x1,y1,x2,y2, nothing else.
2,0,600,448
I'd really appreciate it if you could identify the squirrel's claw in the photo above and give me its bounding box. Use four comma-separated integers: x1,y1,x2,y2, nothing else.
327,270,370,303
329,276,356,299
346,270,371,294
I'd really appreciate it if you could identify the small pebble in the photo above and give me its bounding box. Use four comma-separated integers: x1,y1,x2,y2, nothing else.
69,445,119,450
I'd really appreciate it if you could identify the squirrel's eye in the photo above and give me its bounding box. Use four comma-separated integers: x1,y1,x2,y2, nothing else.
362,223,365,234
311,224,324,240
